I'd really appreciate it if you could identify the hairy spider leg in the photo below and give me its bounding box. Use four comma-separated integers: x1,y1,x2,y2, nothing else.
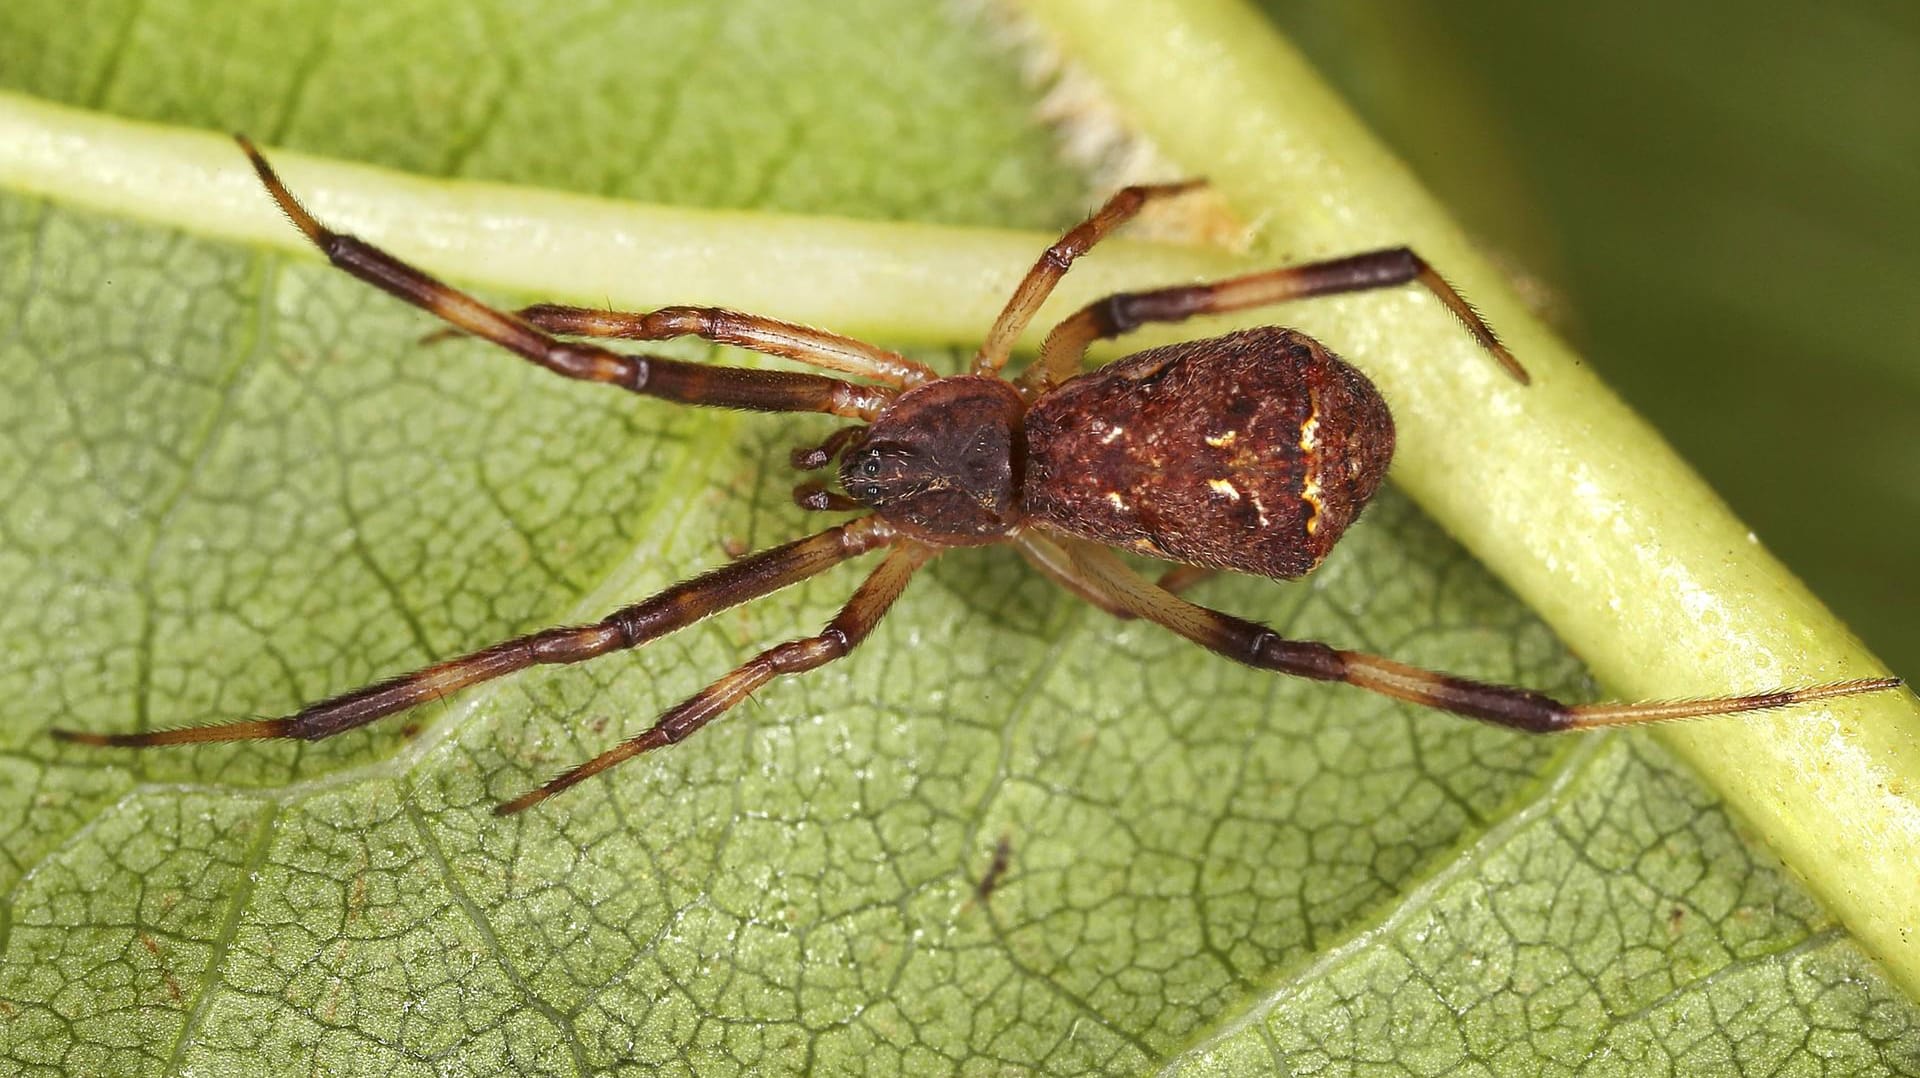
501,303,938,387
1101,564,1219,616
971,180,1204,379
1015,534,1138,620
53,518,897,750
497,540,934,814
1027,247,1526,391
236,136,891,420
1021,533,1900,730
1015,535,1218,622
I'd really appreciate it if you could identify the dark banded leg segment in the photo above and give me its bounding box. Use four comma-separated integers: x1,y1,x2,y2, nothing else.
53,518,897,749
972,180,1204,378
1040,535,1901,731
496,541,935,814
237,136,890,419
505,304,936,387
1025,246,1527,391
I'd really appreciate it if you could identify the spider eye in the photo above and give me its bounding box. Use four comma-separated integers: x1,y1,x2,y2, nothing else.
863,485,882,499
861,456,880,478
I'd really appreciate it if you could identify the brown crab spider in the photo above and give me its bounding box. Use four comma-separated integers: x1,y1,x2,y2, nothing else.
53,138,1901,815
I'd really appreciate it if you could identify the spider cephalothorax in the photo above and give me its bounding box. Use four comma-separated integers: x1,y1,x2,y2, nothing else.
838,376,1025,544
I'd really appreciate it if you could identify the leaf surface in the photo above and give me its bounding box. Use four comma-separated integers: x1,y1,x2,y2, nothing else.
2,1,1916,1075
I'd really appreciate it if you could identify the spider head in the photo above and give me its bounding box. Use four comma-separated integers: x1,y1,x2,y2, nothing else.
838,375,1026,545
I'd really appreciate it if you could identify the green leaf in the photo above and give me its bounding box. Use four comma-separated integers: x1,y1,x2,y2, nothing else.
1,2,1915,1076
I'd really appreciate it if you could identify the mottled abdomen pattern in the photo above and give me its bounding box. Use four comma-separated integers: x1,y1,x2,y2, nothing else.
1022,327,1395,579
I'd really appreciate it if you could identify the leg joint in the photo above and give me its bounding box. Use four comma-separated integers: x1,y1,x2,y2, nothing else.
1484,692,1573,733
768,628,850,673
1096,293,1142,335
647,306,721,337
541,341,636,385
529,623,625,662
320,232,359,266
1344,246,1420,288
1116,290,1201,328
1042,242,1080,272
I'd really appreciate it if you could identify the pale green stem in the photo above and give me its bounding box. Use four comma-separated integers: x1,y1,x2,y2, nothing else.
1016,0,1920,998
0,91,1239,348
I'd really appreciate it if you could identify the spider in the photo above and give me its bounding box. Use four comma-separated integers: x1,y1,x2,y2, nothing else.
54,137,1901,815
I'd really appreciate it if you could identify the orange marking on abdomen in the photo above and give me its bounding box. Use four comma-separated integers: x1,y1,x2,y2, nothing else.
1298,388,1323,535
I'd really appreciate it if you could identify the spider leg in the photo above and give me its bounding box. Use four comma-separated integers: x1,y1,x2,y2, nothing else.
53,518,896,749
1025,247,1526,391
972,181,1203,378
1151,565,1218,600
1016,534,1134,619
502,304,936,387
237,136,890,420
1016,536,1213,621
496,540,934,814
1027,534,1900,731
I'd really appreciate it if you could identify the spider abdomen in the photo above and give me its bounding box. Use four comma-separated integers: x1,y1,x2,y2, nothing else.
1022,326,1395,579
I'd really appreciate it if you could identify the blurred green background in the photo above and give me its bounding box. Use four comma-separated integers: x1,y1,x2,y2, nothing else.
1267,3,1919,676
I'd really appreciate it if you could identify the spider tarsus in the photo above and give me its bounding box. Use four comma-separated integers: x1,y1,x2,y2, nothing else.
491,792,541,817
48,727,115,746
1567,675,1904,728
50,719,288,746
495,729,672,816
235,134,330,247
1406,254,1529,383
